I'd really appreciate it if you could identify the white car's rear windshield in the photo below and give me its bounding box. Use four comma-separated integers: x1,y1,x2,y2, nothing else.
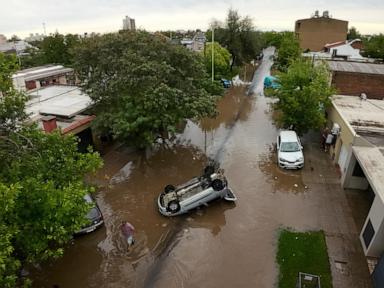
280,142,300,152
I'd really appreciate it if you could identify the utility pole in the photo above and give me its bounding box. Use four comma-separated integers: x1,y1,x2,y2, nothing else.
43,22,46,36
211,25,215,82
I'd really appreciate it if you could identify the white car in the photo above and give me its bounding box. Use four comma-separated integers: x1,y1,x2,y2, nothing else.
157,165,237,216
277,130,304,169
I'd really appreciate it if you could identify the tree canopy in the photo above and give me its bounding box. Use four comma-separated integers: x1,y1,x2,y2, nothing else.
203,42,232,80
21,33,81,68
275,59,335,135
363,34,384,59
206,9,265,69
73,31,222,147
275,33,301,71
0,52,102,287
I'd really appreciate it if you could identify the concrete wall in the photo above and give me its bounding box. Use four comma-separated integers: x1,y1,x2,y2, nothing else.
343,152,369,190
361,196,384,257
295,17,348,51
327,103,355,168
332,72,384,100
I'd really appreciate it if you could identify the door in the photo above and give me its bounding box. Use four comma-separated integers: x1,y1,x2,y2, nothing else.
338,144,348,174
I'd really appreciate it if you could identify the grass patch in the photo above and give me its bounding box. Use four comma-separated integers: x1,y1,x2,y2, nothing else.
277,230,332,288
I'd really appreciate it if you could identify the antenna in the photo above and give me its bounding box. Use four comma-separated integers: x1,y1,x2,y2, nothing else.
42,22,46,35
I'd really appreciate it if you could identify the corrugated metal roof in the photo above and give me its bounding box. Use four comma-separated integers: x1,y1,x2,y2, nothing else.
328,61,384,75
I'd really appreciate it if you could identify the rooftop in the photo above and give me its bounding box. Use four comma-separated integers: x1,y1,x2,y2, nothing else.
328,61,384,75
332,95,384,135
26,85,92,120
353,146,384,203
12,65,73,81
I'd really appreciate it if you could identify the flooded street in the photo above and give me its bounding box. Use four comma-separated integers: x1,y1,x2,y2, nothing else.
31,47,371,288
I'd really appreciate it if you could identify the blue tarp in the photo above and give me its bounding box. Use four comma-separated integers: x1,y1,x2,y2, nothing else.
264,76,280,89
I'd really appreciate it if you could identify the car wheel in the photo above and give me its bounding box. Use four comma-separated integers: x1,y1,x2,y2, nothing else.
164,184,175,194
167,200,180,213
212,179,224,191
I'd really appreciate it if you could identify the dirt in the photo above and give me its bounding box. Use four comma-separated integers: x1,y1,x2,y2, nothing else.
30,47,371,288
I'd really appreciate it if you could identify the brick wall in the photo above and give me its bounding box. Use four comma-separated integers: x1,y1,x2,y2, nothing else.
332,71,384,99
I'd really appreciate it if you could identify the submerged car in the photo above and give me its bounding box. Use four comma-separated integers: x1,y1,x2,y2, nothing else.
158,166,237,216
74,194,104,236
277,130,304,169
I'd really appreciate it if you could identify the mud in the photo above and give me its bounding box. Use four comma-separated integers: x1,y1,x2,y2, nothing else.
30,47,371,288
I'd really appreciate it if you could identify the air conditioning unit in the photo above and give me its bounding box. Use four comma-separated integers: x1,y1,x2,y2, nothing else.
331,123,341,135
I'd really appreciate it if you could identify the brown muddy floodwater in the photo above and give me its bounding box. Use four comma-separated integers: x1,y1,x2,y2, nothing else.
31,47,308,288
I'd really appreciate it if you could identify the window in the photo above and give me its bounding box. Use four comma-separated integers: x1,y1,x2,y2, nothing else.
363,219,375,249
352,161,365,177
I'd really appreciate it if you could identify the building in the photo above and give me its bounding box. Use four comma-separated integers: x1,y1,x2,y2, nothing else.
122,16,136,31
328,61,384,100
0,34,7,44
180,31,206,52
25,85,98,152
12,65,76,92
327,95,384,262
0,40,32,55
24,33,45,43
295,11,348,52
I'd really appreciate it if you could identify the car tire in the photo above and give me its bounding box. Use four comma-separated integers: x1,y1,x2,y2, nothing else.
164,185,175,194
167,200,180,213
212,179,224,191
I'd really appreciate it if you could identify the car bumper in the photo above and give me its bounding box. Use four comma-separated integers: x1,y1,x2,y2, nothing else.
74,219,104,236
278,161,304,169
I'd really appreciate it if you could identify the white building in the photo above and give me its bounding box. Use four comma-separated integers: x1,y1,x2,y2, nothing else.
327,95,384,258
12,65,75,92
122,16,136,31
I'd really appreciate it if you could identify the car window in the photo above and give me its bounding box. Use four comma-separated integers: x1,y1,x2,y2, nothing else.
280,142,301,152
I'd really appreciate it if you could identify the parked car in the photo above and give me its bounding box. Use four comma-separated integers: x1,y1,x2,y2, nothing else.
276,130,304,169
221,78,231,88
157,165,237,216
74,194,104,236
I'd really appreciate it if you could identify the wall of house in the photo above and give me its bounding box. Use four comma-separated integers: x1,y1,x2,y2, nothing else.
332,72,384,100
343,152,370,190
361,196,384,257
327,103,355,168
295,17,348,51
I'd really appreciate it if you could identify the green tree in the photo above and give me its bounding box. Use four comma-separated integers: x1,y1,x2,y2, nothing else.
347,26,361,40
275,59,335,135
275,33,301,71
73,31,222,147
207,10,264,69
0,53,19,93
203,42,232,79
21,33,81,68
0,56,102,286
363,34,384,59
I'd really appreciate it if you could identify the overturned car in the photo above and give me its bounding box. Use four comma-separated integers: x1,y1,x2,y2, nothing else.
158,165,237,216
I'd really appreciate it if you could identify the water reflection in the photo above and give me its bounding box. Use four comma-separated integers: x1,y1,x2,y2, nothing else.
258,143,306,193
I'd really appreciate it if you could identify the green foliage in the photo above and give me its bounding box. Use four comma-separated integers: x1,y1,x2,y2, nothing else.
0,62,102,285
276,59,335,135
203,42,232,79
0,53,19,93
275,33,301,71
207,9,265,69
263,31,295,50
363,34,384,59
73,31,222,147
347,27,361,40
277,230,332,288
21,33,81,68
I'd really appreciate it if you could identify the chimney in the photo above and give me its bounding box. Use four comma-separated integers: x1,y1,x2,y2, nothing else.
42,115,57,133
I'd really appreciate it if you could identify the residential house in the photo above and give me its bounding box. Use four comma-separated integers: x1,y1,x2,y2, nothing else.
328,61,384,100
12,65,76,92
327,95,384,263
295,11,348,52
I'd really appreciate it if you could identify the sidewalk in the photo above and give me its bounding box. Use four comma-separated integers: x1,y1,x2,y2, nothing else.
301,132,372,288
